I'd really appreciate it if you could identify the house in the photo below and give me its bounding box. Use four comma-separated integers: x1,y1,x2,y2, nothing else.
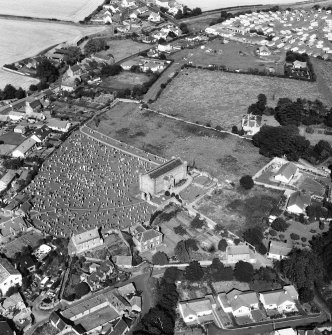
140,60,166,73
67,64,82,79
13,125,27,135
0,258,22,295
18,255,37,273
131,223,163,252
118,283,136,297
120,59,140,71
12,137,37,158
0,319,15,335
226,245,251,263
217,293,232,313
25,100,42,114
258,45,271,56
0,170,17,192
68,228,103,255
106,318,129,335
241,114,262,135
50,312,81,335
115,256,132,269
91,52,115,65
178,296,215,325
293,60,307,69
225,289,260,317
61,78,77,92
148,12,161,22
139,158,187,198
286,191,311,215
274,162,298,184
8,111,25,121
31,125,51,143
267,241,292,260
157,43,172,53
274,328,296,335
0,217,27,242
47,118,71,132
156,0,169,8
142,36,157,44
259,287,297,313
130,296,142,313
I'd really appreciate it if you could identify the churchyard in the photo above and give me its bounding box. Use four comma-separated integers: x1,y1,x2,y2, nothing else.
90,101,268,181
196,185,282,235
151,68,328,130
25,132,157,237
171,40,285,74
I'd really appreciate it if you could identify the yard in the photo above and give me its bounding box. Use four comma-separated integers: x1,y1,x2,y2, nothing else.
0,132,25,146
106,39,152,62
171,40,285,75
196,185,282,234
151,68,328,130
101,72,151,90
90,101,269,181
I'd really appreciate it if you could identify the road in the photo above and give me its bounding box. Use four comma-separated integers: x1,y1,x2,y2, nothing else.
207,312,328,335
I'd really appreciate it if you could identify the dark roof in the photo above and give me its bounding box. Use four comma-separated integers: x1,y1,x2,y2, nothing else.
106,319,129,335
33,125,51,140
71,64,81,72
28,100,41,109
148,158,183,179
0,319,14,335
19,255,37,269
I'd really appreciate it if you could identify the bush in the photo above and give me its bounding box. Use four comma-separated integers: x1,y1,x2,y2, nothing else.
269,229,277,236
239,175,254,190
190,214,205,229
75,282,90,299
301,237,307,242
174,225,187,236
290,233,300,240
215,125,222,131
234,238,241,245
279,234,285,240
271,218,289,232
218,239,228,251
234,261,254,282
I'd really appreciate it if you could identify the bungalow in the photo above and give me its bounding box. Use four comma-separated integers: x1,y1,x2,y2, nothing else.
286,191,311,215
121,59,140,71
293,60,307,69
148,12,161,22
274,162,298,184
140,60,166,73
267,241,292,260
259,287,297,313
178,296,215,325
226,245,251,263
157,44,172,53
258,45,271,56
12,138,37,158
47,119,71,132
131,223,163,252
14,125,27,135
226,289,260,317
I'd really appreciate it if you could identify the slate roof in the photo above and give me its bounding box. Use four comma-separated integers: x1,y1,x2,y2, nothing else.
148,158,183,179
276,163,298,180
28,100,41,109
260,289,294,306
226,289,259,311
133,224,162,243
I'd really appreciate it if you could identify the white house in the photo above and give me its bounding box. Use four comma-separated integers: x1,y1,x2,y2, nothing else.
12,137,37,158
241,114,261,136
274,162,298,184
179,296,215,325
156,0,169,8
148,12,161,22
47,119,71,132
286,191,311,215
226,245,251,263
258,45,271,56
267,241,292,260
131,223,163,252
0,258,22,295
225,289,259,317
259,288,297,313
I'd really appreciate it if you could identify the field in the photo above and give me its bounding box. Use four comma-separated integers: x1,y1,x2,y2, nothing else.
151,68,328,130
171,40,285,74
0,0,104,21
91,101,269,181
0,19,106,88
0,132,25,145
101,72,151,90
311,58,332,105
106,39,152,62
196,185,282,234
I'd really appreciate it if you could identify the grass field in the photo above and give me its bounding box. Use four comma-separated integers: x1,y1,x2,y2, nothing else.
106,39,152,62
101,72,150,90
91,101,269,181
151,68,328,130
0,132,25,145
311,58,332,105
197,185,281,234
0,0,104,21
171,40,285,74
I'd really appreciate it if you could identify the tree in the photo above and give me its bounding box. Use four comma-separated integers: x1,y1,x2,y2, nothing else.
208,258,233,281
36,59,59,83
84,38,107,56
64,46,83,65
184,261,204,282
190,214,204,229
29,84,38,92
179,23,189,34
314,140,332,160
234,261,254,282
299,287,314,303
2,84,17,99
240,175,254,189
152,251,169,265
15,87,26,99
101,64,122,77
173,225,187,236
214,223,224,234
164,267,182,283
3,158,23,170
271,218,289,232
243,227,267,254
218,239,228,251
174,240,190,263
75,282,90,299
257,93,267,106
192,7,202,15
185,238,199,251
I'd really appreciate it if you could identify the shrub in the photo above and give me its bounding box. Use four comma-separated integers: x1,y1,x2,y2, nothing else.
218,239,228,251
301,237,307,242
75,282,90,299
215,125,222,131
310,229,316,234
319,221,325,230
234,261,254,282
279,234,285,240
152,251,169,265
234,238,241,245
271,218,289,232
290,233,300,240
269,229,277,236
240,175,254,190
174,225,187,236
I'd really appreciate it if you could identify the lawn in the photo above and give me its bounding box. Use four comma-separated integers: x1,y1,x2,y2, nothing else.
196,185,282,234
311,58,332,105
101,72,151,90
171,40,285,74
0,132,25,145
106,39,152,62
151,68,328,130
90,101,269,181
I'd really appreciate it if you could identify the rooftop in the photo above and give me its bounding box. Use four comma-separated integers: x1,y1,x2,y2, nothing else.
13,137,37,155
0,258,20,284
148,158,184,179
226,245,250,256
72,227,101,246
